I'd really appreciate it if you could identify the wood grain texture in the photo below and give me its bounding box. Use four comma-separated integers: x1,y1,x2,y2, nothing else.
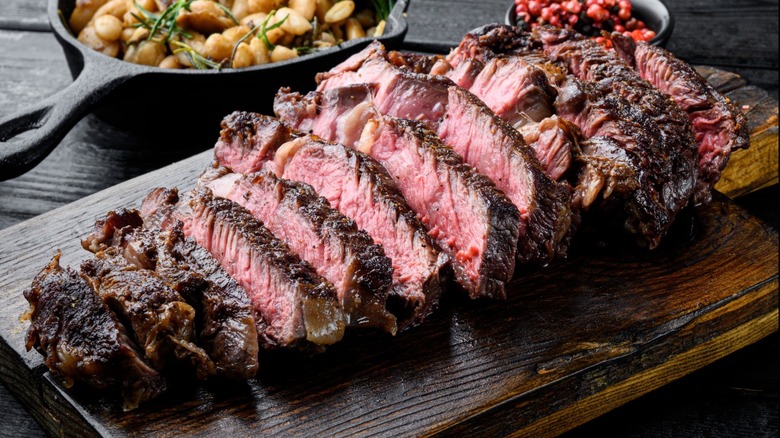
0,149,776,436
0,0,777,436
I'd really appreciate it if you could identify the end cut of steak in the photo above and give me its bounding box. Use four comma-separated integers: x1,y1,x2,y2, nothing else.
359,116,520,299
140,187,346,349
81,248,215,379
202,169,397,334
24,252,166,411
82,210,260,380
612,36,750,204
213,112,449,330
448,24,699,248
214,112,292,175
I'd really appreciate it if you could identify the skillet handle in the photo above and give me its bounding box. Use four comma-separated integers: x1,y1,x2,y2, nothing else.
0,62,129,180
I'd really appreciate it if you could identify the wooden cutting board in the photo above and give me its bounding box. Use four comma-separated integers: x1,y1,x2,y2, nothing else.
0,69,776,437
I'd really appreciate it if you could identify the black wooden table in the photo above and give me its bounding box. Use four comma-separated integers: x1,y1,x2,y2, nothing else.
0,0,777,436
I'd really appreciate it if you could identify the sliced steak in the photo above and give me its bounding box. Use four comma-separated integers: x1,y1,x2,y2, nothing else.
358,115,520,299
82,210,260,380
212,112,449,329
24,252,166,411
448,24,698,248
214,113,292,175
432,52,577,182
81,248,215,379
202,169,397,334
279,92,520,296
140,187,346,349
311,44,574,264
536,25,698,205
612,37,750,204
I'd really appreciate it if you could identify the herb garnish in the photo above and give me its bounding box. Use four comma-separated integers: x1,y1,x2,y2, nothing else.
171,40,222,70
257,11,289,51
369,0,394,21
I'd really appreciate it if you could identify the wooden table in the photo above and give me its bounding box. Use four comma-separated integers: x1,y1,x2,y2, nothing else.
0,0,776,436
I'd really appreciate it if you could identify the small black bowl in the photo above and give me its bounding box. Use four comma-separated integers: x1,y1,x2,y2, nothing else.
505,0,674,47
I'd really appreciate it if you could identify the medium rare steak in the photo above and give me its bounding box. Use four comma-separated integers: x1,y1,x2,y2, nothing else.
213,112,449,329
612,36,750,204
81,248,215,378
203,168,397,334
24,252,166,411
447,24,700,248
141,187,346,349
357,116,520,298
310,43,574,264
82,210,260,379
214,113,292,175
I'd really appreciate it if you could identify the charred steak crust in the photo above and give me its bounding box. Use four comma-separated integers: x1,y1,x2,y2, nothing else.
215,112,293,174
24,252,166,411
446,87,576,264
83,210,260,380
281,138,450,330
615,38,750,204
81,249,215,379
449,24,698,248
389,117,521,298
141,187,346,349
205,170,397,334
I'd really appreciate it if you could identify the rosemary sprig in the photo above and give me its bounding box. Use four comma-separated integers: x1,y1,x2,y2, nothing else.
213,2,239,25
369,0,394,21
257,10,289,51
171,40,222,70
229,23,262,66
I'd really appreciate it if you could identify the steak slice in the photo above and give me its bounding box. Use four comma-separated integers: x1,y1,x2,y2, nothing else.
24,252,166,411
310,44,574,264
81,248,215,379
447,24,698,248
358,115,520,299
612,37,750,204
536,26,698,207
140,187,346,349
82,210,260,379
212,112,449,330
431,52,577,182
202,168,397,334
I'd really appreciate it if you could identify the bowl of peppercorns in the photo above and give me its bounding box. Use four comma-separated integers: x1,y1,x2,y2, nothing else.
506,0,673,47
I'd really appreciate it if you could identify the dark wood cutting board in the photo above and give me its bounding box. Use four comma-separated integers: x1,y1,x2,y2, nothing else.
0,69,777,437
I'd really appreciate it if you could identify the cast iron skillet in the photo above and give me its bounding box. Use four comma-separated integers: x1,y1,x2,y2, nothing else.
0,0,409,180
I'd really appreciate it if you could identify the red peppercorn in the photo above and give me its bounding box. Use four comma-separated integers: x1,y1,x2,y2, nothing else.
528,0,542,16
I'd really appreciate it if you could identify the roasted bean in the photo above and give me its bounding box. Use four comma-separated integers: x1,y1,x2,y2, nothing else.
232,42,254,68
248,0,277,14
159,55,182,69
324,0,354,24
70,0,109,34
203,33,233,61
78,25,120,57
249,37,269,64
270,45,298,62
94,15,123,41
277,8,312,36
289,0,316,21
345,18,364,40
176,0,235,34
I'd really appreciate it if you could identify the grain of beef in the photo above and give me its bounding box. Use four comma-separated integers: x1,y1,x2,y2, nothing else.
140,187,346,349
81,248,215,378
202,168,397,334
213,112,449,329
24,252,166,410
310,43,574,264
82,210,260,379
358,115,520,299
612,36,750,204
447,24,698,248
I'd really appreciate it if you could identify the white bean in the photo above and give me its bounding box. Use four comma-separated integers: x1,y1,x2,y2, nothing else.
70,0,109,34
289,0,316,21
248,0,276,14
344,17,364,40
159,55,182,69
249,37,269,65
232,42,254,68
203,33,233,61
94,15,123,41
277,8,312,36
78,25,120,57
324,0,354,24
270,45,298,62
